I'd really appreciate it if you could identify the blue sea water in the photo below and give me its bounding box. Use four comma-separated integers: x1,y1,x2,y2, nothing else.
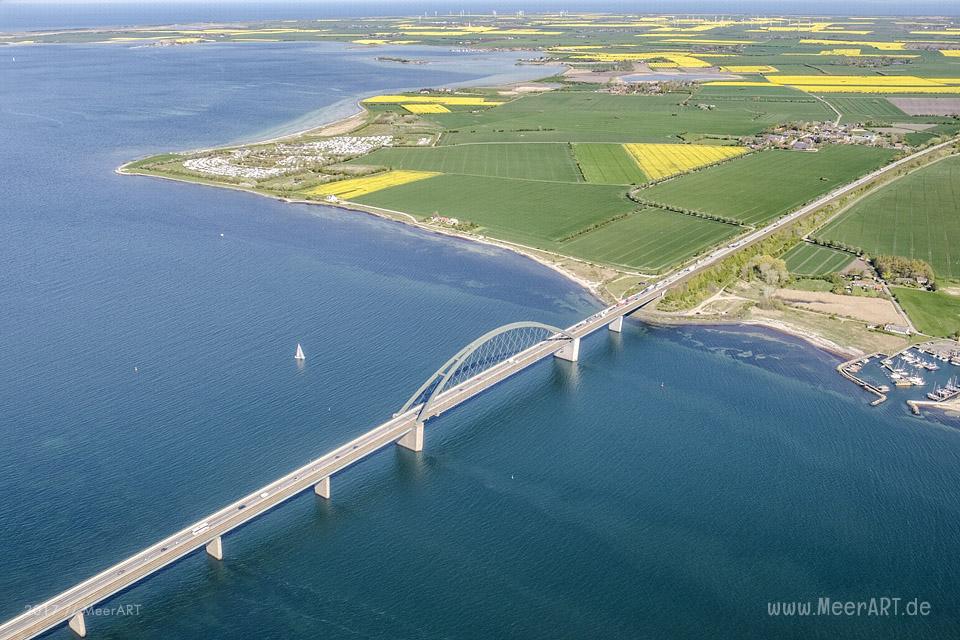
0,41,959,640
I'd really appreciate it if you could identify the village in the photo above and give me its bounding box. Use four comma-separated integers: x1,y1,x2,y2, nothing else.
742,121,896,151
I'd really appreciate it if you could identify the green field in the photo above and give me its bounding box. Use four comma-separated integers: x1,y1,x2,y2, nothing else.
891,287,960,337
782,243,855,275
558,208,741,272
432,91,834,145
825,97,908,122
573,143,647,185
816,155,960,278
351,143,583,182
354,174,632,247
639,145,897,226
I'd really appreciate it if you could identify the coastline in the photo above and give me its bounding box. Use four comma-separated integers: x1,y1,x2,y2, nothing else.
120,156,870,362
633,312,861,360
115,52,620,301
114,47,908,365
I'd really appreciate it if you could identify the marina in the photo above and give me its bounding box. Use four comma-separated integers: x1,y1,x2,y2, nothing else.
839,340,960,413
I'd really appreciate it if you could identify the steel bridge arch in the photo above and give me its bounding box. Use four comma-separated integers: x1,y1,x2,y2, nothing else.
399,321,574,423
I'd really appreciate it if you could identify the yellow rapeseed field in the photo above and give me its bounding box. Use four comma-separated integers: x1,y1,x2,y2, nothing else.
708,74,960,93
402,103,451,114
571,51,711,67
307,171,440,200
363,95,503,106
766,75,942,86
788,86,960,94
799,38,907,50
622,144,748,180
941,50,960,57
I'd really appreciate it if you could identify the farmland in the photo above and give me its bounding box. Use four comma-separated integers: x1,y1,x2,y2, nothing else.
816,155,960,278
306,170,439,199
353,174,633,248
890,287,960,337
622,143,748,180
111,11,960,296
639,146,897,225
431,91,835,145
573,144,647,185
350,143,583,183
558,208,741,272
782,243,855,275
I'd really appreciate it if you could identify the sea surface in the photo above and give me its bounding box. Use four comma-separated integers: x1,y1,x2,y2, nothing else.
0,41,958,640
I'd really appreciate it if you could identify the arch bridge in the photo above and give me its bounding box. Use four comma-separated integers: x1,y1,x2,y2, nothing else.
1,308,635,640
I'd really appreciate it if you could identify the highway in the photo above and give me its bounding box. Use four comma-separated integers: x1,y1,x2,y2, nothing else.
1,136,956,640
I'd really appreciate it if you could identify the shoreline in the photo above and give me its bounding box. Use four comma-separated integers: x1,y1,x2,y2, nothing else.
113,48,926,367
633,312,861,360
115,163,609,300
115,53,614,301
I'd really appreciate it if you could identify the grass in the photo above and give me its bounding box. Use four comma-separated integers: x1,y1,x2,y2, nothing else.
432,91,834,145
558,208,741,272
353,173,632,248
639,145,897,226
352,143,583,182
816,155,960,278
788,277,835,292
825,96,908,122
891,287,960,337
573,143,647,184
782,243,855,275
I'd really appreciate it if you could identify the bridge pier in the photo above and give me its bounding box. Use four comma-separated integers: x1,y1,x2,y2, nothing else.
68,612,86,637
554,337,580,362
608,315,624,333
205,536,223,561
397,422,424,452
314,477,331,499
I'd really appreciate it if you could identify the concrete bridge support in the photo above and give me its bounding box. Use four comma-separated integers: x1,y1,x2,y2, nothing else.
608,315,623,333
314,477,331,499
554,337,580,362
397,422,424,452
205,536,223,561
68,612,86,637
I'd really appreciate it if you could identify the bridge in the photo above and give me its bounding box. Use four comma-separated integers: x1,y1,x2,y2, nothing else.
2,137,956,640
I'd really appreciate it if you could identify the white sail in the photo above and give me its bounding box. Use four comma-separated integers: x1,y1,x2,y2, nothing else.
295,343,305,360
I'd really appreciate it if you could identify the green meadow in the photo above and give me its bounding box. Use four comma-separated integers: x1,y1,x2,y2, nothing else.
891,287,960,337
558,208,741,272
352,143,583,183
573,143,647,185
354,174,632,248
639,146,897,226
782,243,855,275
431,91,835,145
817,155,960,278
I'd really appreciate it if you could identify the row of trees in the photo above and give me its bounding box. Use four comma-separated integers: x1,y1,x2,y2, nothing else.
630,197,745,228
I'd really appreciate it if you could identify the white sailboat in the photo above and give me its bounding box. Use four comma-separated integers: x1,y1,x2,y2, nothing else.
295,343,305,360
